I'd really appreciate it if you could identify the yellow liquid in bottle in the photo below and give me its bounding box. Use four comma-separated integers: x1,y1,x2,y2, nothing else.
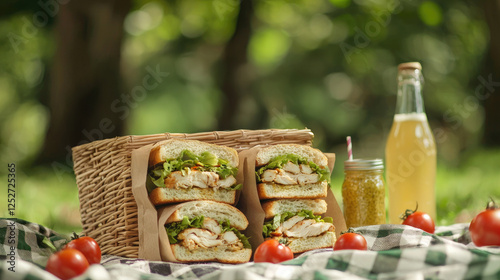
385,113,436,224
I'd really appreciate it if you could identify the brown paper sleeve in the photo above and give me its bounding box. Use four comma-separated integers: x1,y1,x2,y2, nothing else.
324,153,347,238
236,148,347,256
131,144,162,261
157,204,188,262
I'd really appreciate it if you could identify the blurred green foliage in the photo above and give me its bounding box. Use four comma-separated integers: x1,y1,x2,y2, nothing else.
0,0,497,232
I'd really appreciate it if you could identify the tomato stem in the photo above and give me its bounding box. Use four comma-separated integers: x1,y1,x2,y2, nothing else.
487,197,498,210
400,202,419,221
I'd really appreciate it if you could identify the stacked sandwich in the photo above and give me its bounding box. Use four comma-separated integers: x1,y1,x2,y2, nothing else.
147,139,251,263
255,144,336,254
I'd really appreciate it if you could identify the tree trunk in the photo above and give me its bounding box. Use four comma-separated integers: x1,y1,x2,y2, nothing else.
39,0,131,164
217,0,254,130
482,0,500,146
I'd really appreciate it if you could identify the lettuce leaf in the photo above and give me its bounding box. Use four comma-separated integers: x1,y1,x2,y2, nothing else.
148,150,239,189
165,216,205,244
255,154,331,183
165,216,252,249
262,210,333,238
220,219,252,249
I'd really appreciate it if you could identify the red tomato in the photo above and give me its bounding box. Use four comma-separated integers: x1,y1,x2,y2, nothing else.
334,232,367,250
65,236,102,264
402,211,435,234
45,249,89,280
254,239,294,263
469,201,500,246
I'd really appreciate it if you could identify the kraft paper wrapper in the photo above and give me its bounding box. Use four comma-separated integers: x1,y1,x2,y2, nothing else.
131,142,243,262
237,147,347,255
131,144,162,261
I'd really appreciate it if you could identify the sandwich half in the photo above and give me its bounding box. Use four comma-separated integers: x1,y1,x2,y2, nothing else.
262,199,336,254
165,200,252,263
147,139,242,206
255,144,330,199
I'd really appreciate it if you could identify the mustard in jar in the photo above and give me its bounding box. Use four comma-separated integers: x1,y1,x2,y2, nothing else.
342,159,386,228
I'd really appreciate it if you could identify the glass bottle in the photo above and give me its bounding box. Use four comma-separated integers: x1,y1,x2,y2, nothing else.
342,159,386,228
385,62,437,224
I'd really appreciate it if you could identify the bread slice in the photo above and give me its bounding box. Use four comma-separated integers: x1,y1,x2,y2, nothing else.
165,200,248,231
257,181,328,200
149,139,238,167
255,144,328,167
150,187,236,206
262,199,327,220
170,245,251,264
276,231,336,254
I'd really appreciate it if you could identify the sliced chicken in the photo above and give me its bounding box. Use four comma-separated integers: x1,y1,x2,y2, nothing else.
178,228,223,250
164,171,237,189
300,164,313,174
260,162,321,185
296,174,320,185
284,219,334,238
217,176,237,189
202,217,221,235
282,215,305,231
261,169,278,183
283,162,301,174
274,169,297,185
222,231,239,244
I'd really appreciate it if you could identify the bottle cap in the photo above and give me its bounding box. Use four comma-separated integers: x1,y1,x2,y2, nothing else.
398,62,422,71
344,159,384,170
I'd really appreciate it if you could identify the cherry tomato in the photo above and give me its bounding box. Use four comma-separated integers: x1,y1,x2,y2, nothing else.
45,249,89,280
254,239,294,263
65,235,101,264
469,201,500,247
334,232,367,251
402,210,435,234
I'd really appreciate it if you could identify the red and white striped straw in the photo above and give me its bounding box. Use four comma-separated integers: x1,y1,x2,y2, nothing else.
346,136,353,160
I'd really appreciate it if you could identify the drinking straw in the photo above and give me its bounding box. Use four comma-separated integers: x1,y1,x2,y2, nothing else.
346,136,353,160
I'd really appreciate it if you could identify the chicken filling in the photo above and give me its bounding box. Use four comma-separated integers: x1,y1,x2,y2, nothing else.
168,217,249,251
260,162,321,185
270,216,334,238
262,210,334,239
164,170,237,190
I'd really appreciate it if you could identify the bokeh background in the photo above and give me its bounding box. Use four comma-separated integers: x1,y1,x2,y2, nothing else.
1,0,500,234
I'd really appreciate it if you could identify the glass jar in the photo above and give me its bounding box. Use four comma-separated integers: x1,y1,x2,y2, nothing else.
342,159,386,228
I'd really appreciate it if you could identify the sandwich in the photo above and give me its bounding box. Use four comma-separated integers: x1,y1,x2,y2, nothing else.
147,139,242,206
261,199,336,253
255,144,330,199
164,200,252,263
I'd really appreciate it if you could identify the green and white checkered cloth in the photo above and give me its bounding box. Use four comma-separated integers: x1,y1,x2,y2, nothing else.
1,218,499,280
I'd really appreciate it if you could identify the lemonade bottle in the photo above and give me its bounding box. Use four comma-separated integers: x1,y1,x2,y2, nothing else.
385,62,437,224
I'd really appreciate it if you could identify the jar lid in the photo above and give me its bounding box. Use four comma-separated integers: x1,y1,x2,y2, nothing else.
398,62,422,71
344,159,384,170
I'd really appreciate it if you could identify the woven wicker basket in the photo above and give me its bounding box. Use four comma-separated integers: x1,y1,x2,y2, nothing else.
72,129,314,258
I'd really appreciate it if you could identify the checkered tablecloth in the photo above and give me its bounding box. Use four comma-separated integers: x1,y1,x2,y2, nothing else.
1,218,500,280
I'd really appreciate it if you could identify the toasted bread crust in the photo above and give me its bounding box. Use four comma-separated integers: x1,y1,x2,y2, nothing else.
149,187,236,206
165,200,248,230
148,139,238,167
255,144,328,167
271,231,336,254
257,181,328,200
170,245,251,264
261,199,327,219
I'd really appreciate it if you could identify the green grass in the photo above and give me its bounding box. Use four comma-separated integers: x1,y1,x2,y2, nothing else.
1,148,499,235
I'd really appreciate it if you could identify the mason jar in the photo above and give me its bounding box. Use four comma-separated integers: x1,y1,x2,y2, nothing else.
342,159,386,228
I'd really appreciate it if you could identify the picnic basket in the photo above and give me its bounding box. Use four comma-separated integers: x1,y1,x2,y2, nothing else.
71,129,314,258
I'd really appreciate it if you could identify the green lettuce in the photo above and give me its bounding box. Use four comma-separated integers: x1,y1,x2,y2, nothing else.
255,154,330,183
165,216,251,249
166,216,205,244
148,150,239,190
220,219,252,249
262,210,334,238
